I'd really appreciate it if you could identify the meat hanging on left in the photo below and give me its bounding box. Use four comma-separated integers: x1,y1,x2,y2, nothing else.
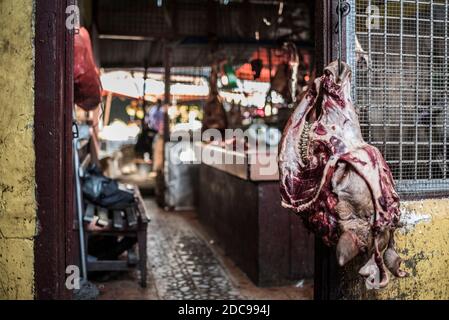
74,27,102,111
278,61,408,289
202,63,228,138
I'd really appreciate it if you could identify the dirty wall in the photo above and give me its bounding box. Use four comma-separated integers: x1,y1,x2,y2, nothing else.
0,0,36,300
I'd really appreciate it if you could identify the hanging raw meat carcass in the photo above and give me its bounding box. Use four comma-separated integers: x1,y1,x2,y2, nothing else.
202,64,228,137
272,43,299,105
279,61,407,288
74,27,102,111
272,63,294,103
227,101,243,129
272,43,312,106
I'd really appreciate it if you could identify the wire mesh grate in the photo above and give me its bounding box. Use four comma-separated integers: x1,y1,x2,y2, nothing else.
347,0,449,196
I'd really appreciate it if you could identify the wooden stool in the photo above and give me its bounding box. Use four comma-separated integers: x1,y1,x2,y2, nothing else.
84,187,149,288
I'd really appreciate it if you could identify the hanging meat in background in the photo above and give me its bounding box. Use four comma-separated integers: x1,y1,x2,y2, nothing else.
272,63,293,103
271,43,299,105
74,27,102,111
271,43,312,106
202,64,228,137
279,61,408,289
227,101,243,130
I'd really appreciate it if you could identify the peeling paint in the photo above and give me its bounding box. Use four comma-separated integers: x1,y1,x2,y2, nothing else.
340,199,449,300
398,207,432,233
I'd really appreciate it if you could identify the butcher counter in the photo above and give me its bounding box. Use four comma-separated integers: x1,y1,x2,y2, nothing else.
197,143,314,286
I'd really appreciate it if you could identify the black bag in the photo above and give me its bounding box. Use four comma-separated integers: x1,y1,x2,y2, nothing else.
82,166,135,210
135,127,156,158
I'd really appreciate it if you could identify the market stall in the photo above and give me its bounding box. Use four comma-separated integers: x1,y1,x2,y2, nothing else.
197,143,314,286
79,0,318,291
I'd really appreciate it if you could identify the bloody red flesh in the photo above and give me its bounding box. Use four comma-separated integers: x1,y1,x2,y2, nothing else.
279,61,405,288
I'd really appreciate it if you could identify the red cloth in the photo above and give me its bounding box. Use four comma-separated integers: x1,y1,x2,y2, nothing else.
74,27,102,111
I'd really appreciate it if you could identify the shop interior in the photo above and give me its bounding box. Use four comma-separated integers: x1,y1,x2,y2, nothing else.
74,0,316,300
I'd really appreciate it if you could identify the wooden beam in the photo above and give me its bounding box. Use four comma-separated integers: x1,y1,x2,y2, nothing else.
34,0,75,300
164,44,172,105
103,92,113,126
163,42,171,144
314,0,347,301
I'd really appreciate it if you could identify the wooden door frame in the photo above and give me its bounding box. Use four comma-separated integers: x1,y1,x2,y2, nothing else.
314,0,347,300
34,0,76,300
31,0,343,300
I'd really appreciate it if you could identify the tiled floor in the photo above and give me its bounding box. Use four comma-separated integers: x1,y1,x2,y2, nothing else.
95,198,313,300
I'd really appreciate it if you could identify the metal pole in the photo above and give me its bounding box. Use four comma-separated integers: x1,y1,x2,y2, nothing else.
143,67,148,107
163,43,171,142
338,0,342,76
73,119,88,281
268,47,273,107
164,45,171,106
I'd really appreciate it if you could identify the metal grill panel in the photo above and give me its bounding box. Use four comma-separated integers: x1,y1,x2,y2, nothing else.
348,0,449,196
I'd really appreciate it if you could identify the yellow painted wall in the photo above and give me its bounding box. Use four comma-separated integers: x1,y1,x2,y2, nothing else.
341,199,449,300
0,0,36,300
377,199,449,300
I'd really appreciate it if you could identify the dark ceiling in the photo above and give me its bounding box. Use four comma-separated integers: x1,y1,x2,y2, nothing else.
81,0,314,69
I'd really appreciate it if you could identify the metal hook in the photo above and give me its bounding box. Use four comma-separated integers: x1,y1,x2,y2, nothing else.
335,0,351,77
335,0,351,33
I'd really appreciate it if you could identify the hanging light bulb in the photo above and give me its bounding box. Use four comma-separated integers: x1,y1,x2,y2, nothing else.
221,75,229,86
278,2,284,16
